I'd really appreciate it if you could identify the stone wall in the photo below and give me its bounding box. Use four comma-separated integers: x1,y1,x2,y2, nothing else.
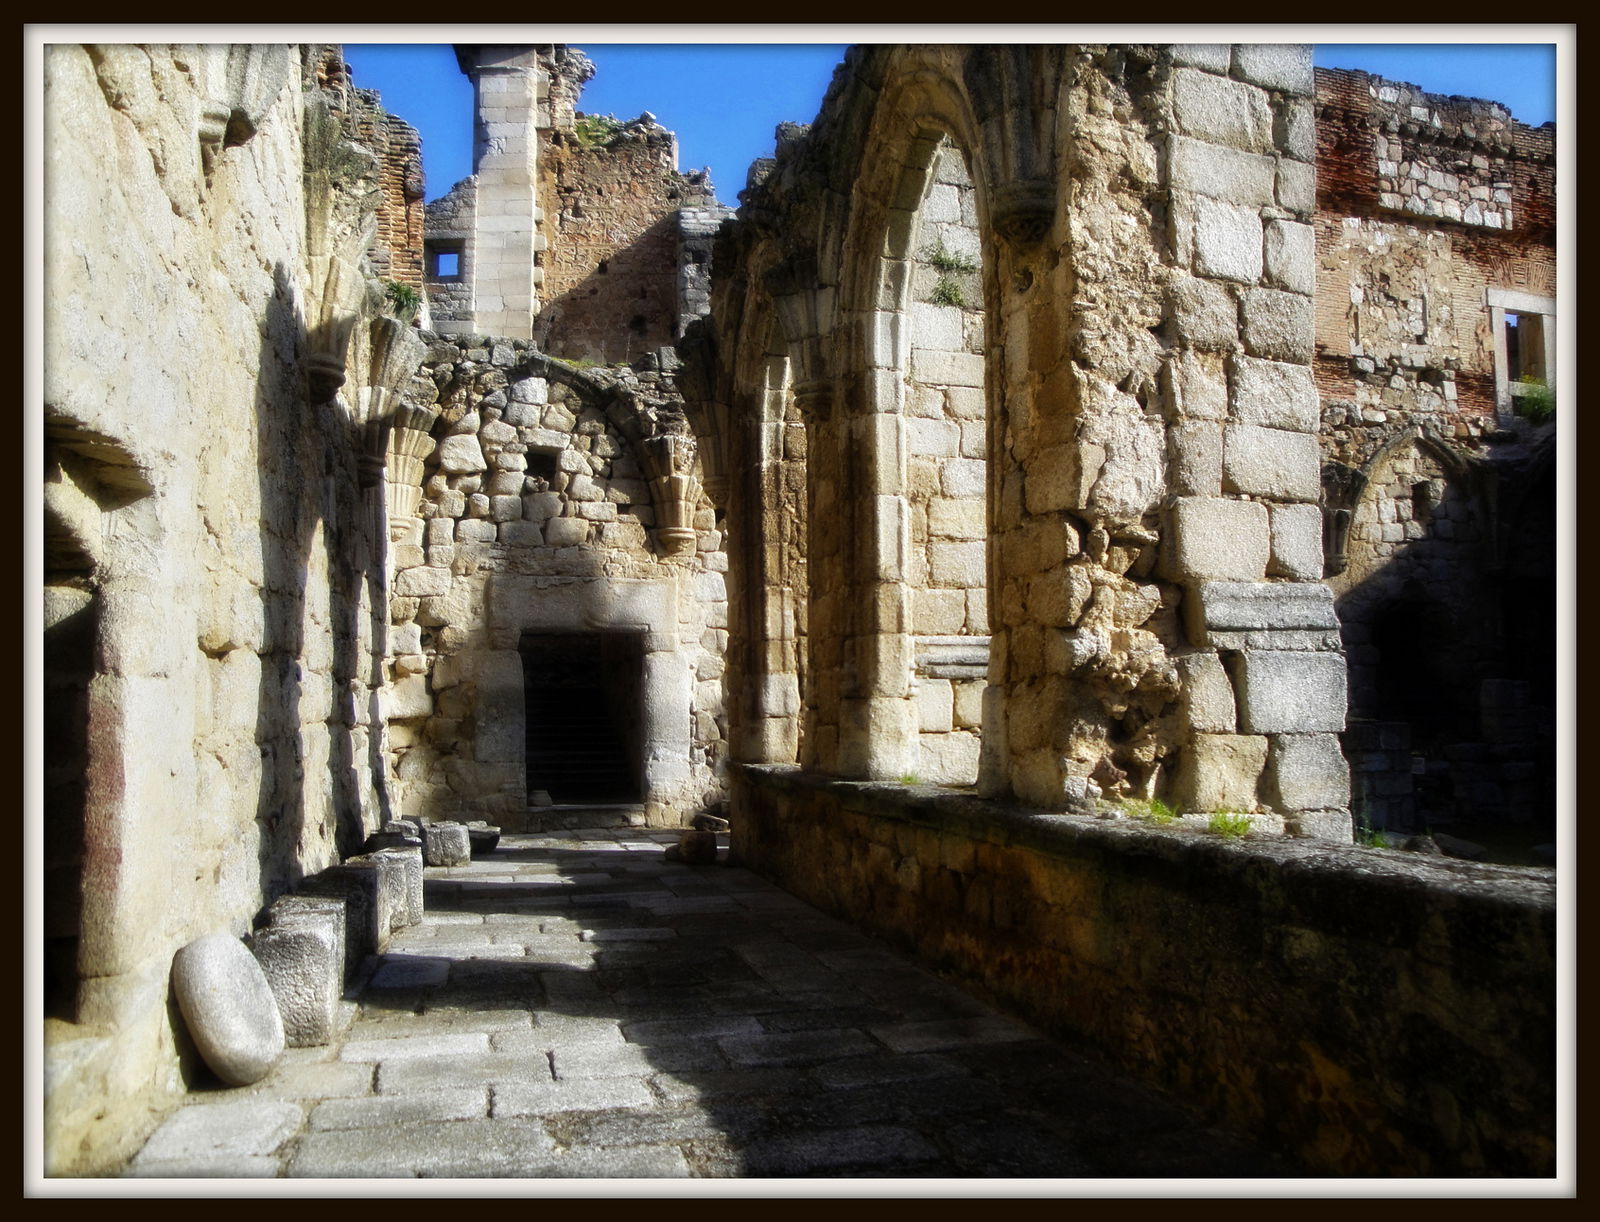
710,44,1349,838
424,175,476,331
1312,67,1557,832
382,338,730,828
308,45,427,294
535,114,721,363
42,43,414,1173
731,765,1556,1177
903,139,987,785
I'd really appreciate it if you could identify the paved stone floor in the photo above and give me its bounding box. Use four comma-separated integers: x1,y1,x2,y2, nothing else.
124,828,1298,1180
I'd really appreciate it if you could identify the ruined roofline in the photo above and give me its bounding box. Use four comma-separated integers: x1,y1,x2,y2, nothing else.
1314,64,1555,163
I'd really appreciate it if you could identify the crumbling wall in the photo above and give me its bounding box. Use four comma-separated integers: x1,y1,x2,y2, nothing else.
534,114,722,363
42,42,411,1174
307,45,427,292
1313,67,1557,832
382,337,729,828
711,45,1346,836
424,175,476,330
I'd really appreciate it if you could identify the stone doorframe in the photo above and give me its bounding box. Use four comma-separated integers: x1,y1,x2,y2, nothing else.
476,573,693,822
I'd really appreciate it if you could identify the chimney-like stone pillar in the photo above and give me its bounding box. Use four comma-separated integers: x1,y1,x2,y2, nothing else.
455,45,546,340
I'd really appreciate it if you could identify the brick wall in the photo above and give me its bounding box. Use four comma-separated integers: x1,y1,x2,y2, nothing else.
534,118,717,363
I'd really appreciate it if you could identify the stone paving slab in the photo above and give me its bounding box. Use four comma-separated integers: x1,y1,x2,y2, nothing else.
119,828,1297,1180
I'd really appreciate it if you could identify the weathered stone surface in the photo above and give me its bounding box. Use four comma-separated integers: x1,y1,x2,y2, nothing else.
1175,652,1236,733
424,821,472,867
1190,581,1338,634
1263,220,1315,295
1173,68,1273,153
1222,425,1320,501
1230,651,1347,734
301,864,388,969
1230,355,1320,434
1190,196,1263,283
1264,733,1351,811
172,934,286,1086
375,846,425,925
1240,289,1314,364
1232,44,1314,95
1171,733,1267,812
1166,498,1270,582
1169,276,1238,351
437,435,487,475
252,900,344,1048
1268,504,1324,580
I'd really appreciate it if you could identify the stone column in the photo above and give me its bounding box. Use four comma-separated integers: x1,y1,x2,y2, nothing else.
455,45,546,340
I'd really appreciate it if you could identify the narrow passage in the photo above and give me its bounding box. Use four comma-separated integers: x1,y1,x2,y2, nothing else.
127,829,1294,1179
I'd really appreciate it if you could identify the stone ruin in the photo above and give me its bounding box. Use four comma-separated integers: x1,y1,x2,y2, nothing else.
37,40,1558,1178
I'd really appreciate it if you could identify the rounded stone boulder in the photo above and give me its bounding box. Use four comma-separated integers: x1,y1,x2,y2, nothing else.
172,933,286,1086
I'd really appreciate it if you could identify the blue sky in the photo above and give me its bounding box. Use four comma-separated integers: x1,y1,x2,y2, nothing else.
342,41,1560,206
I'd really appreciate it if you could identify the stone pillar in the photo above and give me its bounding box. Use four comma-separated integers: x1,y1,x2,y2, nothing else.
455,45,546,340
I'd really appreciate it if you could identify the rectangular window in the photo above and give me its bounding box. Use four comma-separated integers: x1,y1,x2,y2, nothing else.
1487,288,1556,420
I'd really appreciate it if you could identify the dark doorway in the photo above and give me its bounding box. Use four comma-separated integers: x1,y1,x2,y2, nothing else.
520,631,645,805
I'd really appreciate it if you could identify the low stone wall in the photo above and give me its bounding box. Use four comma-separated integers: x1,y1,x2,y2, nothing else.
729,764,1556,1177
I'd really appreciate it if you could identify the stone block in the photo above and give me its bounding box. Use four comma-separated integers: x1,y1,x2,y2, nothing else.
543,517,589,547
1171,44,1232,73
941,459,986,498
930,541,986,589
1286,809,1354,844
385,673,432,721
1232,44,1314,95
1277,159,1315,214
1269,503,1324,580
1171,733,1267,813
1222,425,1320,501
1240,289,1314,364
1277,98,1316,163
916,679,953,733
1192,196,1263,283
1176,651,1236,733
910,348,985,388
918,730,981,785
375,846,425,926
1171,137,1276,208
499,520,544,546
914,589,967,635
1230,355,1320,433
424,821,472,867
1230,651,1347,734
1189,580,1338,637
1173,68,1273,153
1169,276,1238,351
301,862,388,970
907,417,959,457
927,497,985,540
1264,221,1315,296
393,566,452,598
437,435,487,475
1265,733,1351,811
1168,421,1222,496
1169,350,1229,421
1165,498,1269,581
252,904,343,1048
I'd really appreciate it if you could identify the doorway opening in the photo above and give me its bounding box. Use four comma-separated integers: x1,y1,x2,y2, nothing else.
519,631,645,805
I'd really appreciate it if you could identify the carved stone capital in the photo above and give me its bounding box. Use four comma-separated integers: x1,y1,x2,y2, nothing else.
791,379,834,423
992,179,1056,248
